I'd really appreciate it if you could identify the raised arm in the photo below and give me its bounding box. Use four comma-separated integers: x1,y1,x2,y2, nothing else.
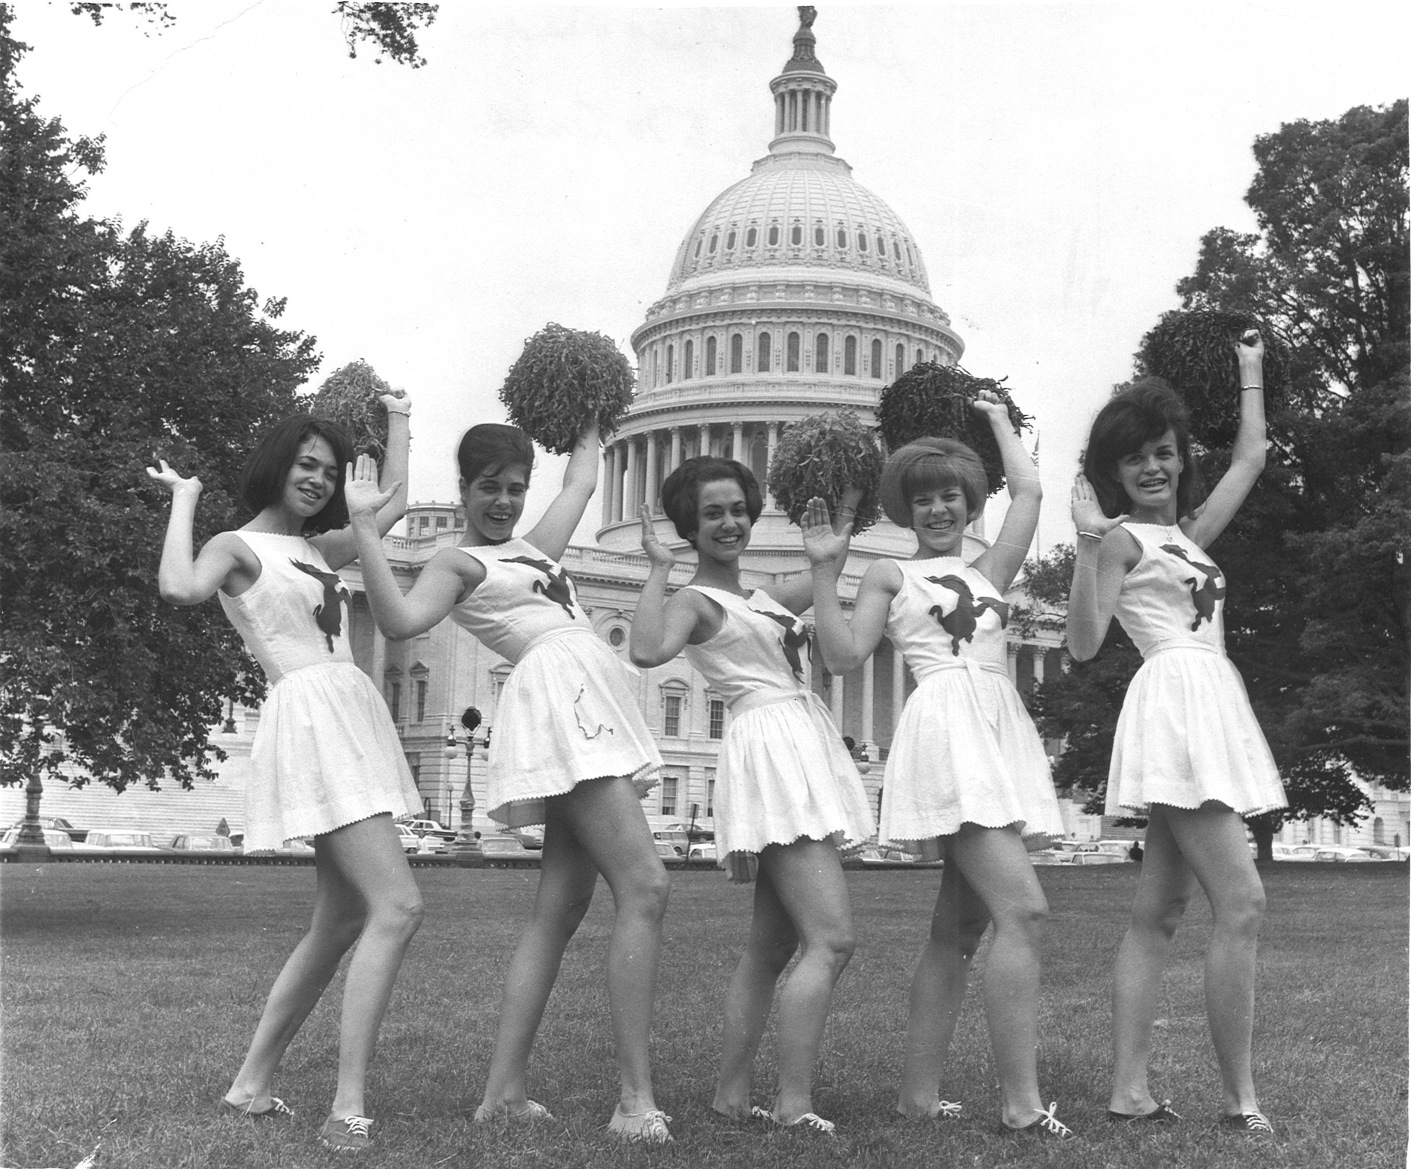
1185,331,1267,549
525,421,599,561
313,394,412,570
771,486,864,614
346,455,475,639
147,460,252,605
629,506,714,667
1065,474,1137,660
971,392,1042,593
804,498,897,673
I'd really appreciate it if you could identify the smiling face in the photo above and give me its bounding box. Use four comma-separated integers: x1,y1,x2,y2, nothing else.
909,484,970,558
692,477,752,562
1116,427,1183,521
461,464,528,545
280,436,340,521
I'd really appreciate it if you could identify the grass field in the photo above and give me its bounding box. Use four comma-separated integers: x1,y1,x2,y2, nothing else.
2,862,1406,1168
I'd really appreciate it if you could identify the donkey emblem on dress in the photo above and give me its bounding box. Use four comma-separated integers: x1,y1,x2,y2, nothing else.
1159,544,1226,630
757,607,811,680
504,556,578,619
291,560,351,652
924,574,1009,656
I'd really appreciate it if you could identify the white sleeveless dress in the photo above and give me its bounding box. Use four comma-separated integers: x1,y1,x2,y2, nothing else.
449,538,661,828
218,532,419,852
1106,523,1286,816
682,586,874,881
880,558,1064,856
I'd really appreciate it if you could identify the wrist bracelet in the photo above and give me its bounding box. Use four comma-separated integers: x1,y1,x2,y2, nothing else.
1077,530,1103,541
1240,385,1264,392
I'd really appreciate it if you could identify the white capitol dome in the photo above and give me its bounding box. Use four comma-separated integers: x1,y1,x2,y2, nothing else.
596,7,974,567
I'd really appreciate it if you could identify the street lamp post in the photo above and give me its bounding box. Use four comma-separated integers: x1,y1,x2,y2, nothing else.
444,706,490,868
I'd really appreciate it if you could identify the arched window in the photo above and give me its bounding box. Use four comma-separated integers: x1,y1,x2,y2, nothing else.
665,344,674,384
694,238,703,259
705,336,717,376
877,234,886,255
758,331,772,371
725,230,736,250
844,335,857,376
787,331,800,372
815,332,830,372
707,234,718,255
916,347,924,366
683,339,694,379
895,343,905,373
730,333,743,373
870,338,882,378
746,226,757,247
857,231,867,252
768,225,779,246
893,239,901,260
836,226,848,249
791,224,803,246
814,224,825,246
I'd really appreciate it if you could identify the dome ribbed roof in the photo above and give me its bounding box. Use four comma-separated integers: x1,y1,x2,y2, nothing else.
665,155,932,296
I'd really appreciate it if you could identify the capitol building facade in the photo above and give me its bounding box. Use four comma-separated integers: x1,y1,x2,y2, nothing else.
357,11,1065,832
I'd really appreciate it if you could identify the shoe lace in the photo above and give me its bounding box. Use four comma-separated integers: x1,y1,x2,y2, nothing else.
1242,1111,1272,1133
341,1116,372,1138
796,1113,836,1133
1155,1099,1182,1121
640,1110,673,1140
935,1100,963,1120
1034,1102,1073,1138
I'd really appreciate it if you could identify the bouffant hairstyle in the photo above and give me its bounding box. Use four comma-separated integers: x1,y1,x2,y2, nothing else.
879,438,988,529
1082,378,1204,519
457,424,535,487
660,457,764,545
241,415,354,535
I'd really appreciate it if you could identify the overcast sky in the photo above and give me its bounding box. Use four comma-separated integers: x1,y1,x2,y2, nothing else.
11,2,1408,552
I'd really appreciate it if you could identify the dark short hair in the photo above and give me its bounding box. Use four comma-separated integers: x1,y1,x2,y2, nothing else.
240,415,354,534
457,424,535,486
1082,378,1204,518
660,457,763,544
879,438,987,528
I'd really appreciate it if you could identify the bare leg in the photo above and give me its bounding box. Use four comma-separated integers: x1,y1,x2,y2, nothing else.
1109,807,1196,1116
896,859,989,1118
477,776,669,1118
943,827,1050,1129
476,812,599,1115
1164,804,1267,1117
712,869,798,1118
225,814,422,1119
757,839,855,1124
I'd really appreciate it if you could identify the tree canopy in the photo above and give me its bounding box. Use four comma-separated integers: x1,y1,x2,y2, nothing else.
1026,99,1408,846
1,11,319,791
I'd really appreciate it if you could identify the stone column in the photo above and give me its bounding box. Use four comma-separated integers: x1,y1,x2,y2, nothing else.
610,441,624,522
861,653,875,745
644,430,659,514
829,671,844,729
370,625,386,694
1032,647,1046,687
731,421,744,462
601,446,614,527
670,426,682,475
699,423,711,460
624,438,640,517
891,646,906,736
765,422,780,509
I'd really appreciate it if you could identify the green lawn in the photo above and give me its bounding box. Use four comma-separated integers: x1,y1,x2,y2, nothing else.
2,862,1406,1168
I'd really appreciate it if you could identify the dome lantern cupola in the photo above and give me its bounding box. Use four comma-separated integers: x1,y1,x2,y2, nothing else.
769,6,836,158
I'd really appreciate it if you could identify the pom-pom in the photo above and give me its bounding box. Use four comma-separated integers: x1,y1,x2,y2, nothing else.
308,359,406,462
499,323,636,455
877,364,1031,495
766,410,884,535
1135,310,1292,448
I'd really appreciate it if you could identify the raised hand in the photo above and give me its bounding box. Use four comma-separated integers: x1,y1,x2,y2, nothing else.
344,454,397,517
1234,329,1265,361
379,392,412,415
147,458,201,496
639,504,674,571
803,495,851,568
971,389,1010,426
1071,473,1127,538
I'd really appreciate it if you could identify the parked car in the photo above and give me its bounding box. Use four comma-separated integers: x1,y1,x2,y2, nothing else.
4,816,87,842
1359,845,1410,861
1028,848,1070,866
1313,846,1377,863
1070,849,1127,865
512,828,544,850
396,818,458,844
75,829,165,855
480,834,536,865
857,846,920,866
396,828,423,854
688,843,718,861
654,840,686,862
0,827,75,851
1272,844,1322,862
170,833,237,853
1093,840,1138,858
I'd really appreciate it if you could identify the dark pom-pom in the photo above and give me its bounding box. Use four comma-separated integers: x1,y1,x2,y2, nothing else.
498,323,636,455
766,410,884,535
309,359,405,463
877,364,1030,495
1135,310,1292,447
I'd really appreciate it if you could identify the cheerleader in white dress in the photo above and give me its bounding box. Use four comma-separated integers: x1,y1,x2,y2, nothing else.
807,393,1074,1141
631,459,873,1133
150,402,423,1153
349,421,673,1143
1068,332,1283,1136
